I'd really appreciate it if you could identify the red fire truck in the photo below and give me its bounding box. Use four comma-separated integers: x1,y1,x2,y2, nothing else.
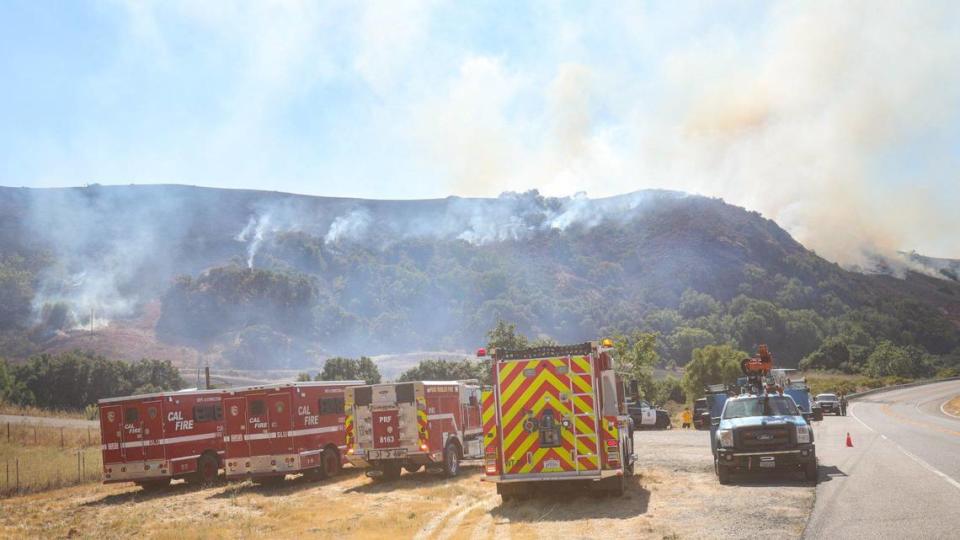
344,380,484,480
98,388,228,487
223,381,363,483
479,341,635,500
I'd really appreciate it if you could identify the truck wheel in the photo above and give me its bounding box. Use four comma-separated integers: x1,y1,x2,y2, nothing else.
804,460,818,483
497,483,527,503
716,459,731,485
404,463,424,474
315,447,340,480
193,453,220,487
136,479,169,491
377,461,402,481
443,441,460,477
257,475,286,486
604,474,626,496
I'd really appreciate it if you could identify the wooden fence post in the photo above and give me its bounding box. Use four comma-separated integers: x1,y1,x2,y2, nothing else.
33,425,37,444
6,422,9,442
77,450,81,482
15,458,19,492
61,427,65,448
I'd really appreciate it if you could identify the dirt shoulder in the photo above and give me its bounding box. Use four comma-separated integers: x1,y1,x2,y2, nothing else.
943,396,960,417
0,430,814,539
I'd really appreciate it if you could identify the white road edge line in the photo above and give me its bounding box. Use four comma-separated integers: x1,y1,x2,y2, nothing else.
848,403,875,432
940,398,960,419
854,401,960,493
885,437,960,493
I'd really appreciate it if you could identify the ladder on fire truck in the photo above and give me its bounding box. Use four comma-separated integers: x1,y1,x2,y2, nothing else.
568,354,599,474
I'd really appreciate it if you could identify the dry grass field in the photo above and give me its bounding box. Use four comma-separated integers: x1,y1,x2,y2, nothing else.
0,419,101,496
944,395,960,417
0,429,815,540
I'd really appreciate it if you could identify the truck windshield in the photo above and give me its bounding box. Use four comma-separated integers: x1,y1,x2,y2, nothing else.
722,397,799,419
817,394,837,401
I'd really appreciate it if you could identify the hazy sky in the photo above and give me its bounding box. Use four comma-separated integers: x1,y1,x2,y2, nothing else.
2,1,958,259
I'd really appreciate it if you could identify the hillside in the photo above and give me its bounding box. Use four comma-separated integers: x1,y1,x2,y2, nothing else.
1,185,958,371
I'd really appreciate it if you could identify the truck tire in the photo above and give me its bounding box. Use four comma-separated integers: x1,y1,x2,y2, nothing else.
716,459,731,485
604,474,626,496
193,453,220,487
257,475,286,486
404,464,424,474
377,461,402,481
136,479,170,491
804,460,818,483
443,441,461,477
497,482,528,503
314,447,340,480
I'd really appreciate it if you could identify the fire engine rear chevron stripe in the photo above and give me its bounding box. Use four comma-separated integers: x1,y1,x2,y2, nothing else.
501,364,569,420
571,355,592,373
344,393,355,449
417,396,429,449
496,355,604,476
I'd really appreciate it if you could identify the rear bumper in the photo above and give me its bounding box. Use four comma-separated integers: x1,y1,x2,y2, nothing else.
345,449,440,468
103,459,170,483
482,469,622,484
225,453,304,479
716,446,816,470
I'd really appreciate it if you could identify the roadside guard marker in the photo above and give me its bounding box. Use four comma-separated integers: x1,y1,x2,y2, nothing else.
846,432,853,447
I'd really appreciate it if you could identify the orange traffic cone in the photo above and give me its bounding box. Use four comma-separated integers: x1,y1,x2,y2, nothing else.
845,432,853,447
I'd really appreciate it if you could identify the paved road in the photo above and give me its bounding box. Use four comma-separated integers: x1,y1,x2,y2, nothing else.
0,413,98,429
805,380,960,539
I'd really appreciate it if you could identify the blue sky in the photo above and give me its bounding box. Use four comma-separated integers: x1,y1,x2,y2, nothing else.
1,1,958,259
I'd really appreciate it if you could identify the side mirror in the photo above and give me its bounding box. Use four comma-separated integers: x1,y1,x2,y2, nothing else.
802,412,812,424
468,395,478,406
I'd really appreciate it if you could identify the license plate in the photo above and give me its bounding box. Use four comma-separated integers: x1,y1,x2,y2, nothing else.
369,448,407,459
759,457,775,468
543,459,561,471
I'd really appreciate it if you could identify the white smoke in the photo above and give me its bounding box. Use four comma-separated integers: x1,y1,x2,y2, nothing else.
405,1,960,266
235,213,273,268
324,209,371,245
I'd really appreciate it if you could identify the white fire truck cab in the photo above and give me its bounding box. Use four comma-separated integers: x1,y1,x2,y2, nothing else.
223,380,363,483
345,380,484,480
98,388,228,488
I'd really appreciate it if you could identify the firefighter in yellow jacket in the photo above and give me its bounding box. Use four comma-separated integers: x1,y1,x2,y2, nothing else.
681,408,693,429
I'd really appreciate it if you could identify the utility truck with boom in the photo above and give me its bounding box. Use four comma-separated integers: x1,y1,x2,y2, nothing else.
711,345,817,484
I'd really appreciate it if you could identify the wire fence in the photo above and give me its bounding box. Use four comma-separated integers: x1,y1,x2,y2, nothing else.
2,422,102,497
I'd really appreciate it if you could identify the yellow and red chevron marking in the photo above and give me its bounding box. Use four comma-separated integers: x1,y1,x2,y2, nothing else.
482,389,496,447
416,397,429,449
344,414,354,448
570,355,592,374
601,415,619,440
496,357,600,475
344,392,355,448
600,415,619,468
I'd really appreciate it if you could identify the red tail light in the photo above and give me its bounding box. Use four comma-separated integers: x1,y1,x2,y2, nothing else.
605,439,619,447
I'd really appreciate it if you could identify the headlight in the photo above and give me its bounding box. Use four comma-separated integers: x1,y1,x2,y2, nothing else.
796,424,811,444
718,429,734,448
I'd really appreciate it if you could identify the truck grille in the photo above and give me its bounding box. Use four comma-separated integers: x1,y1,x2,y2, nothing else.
735,425,792,449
